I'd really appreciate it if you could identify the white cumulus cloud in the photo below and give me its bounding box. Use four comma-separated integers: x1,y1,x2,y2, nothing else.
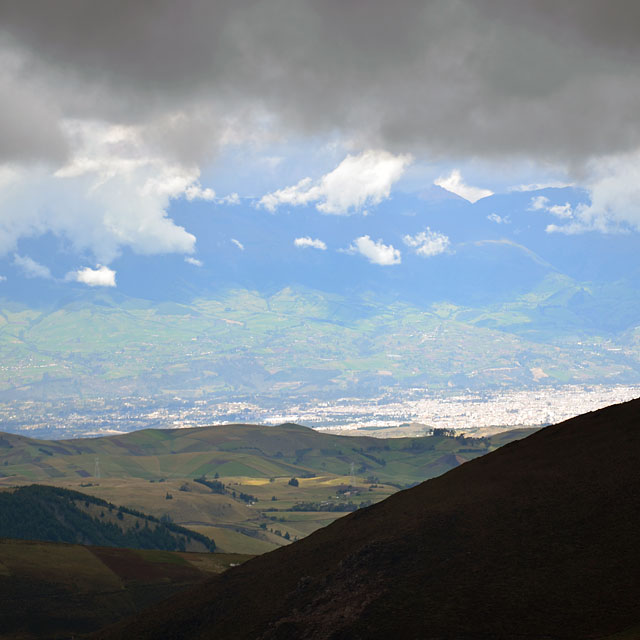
403,228,450,257
69,265,116,287
294,236,327,250
260,177,319,211
260,150,412,214
13,254,52,279
349,235,401,266
434,169,493,203
185,256,203,267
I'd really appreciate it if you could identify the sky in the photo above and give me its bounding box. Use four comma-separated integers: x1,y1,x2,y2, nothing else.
1,0,640,279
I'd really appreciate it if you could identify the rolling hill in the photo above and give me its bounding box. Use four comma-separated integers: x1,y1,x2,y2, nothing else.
93,398,640,639
0,421,533,485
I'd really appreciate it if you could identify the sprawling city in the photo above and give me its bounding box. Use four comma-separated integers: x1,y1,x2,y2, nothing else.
2,384,638,440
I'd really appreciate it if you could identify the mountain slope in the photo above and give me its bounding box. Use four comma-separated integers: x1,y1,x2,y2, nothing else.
94,398,640,639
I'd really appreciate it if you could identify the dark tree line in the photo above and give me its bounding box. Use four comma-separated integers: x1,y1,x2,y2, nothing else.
0,485,215,552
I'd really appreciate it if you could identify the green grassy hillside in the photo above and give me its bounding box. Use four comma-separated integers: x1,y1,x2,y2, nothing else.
0,422,532,484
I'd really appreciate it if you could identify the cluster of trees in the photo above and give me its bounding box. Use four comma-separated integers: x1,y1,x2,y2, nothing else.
194,476,257,503
273,529,291,540
231,490,258,504
194,476,226,494
260,522,292,540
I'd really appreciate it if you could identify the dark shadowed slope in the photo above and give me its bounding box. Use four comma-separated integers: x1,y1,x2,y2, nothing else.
0,539,250,640
94,398,640,640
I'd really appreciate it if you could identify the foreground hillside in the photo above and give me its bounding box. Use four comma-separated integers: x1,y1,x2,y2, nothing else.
0,538,250,640
0,423,531,554
95,398,640,639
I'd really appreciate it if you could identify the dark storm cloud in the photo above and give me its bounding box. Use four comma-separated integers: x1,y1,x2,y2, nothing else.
0,71,68,165
1,0,640,166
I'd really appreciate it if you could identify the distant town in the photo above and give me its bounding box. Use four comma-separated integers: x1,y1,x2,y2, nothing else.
1,384,638,440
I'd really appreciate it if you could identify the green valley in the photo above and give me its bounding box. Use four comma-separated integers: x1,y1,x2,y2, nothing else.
1,281,638,409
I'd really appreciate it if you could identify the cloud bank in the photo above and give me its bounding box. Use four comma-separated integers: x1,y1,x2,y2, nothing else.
547,153,640,234
3,1,640,166
0,122,198,262
2,0,640,256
